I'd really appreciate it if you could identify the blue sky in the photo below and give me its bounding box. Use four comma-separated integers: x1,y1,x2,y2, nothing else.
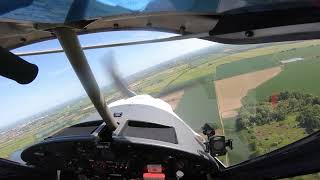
0,31,216,128
97,0,151,10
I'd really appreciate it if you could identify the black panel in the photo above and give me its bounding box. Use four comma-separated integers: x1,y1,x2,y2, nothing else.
211,6,320,35
0,158,55,180
120,121,178,144
71,120,103,127
50,120,102,138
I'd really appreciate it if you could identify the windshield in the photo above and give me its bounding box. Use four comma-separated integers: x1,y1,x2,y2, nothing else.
0,0,313,23
1,30,320,178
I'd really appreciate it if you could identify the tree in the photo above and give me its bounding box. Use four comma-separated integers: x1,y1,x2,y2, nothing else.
254,103,273,125
297,105,320,131
236,117,249,131
278,91,290,101
272,107,286,121
239,91,320,130
312,97,320,105
287,98,301,112
237,108,251,130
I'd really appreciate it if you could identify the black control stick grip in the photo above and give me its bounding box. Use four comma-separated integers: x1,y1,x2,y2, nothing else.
0,47,38,84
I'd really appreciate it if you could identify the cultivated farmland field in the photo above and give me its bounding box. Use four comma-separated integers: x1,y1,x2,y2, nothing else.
247,59,320,102
215,66,281,118
208,40,320,171
216,41,320,80
223,117,253,165
174,83,220,132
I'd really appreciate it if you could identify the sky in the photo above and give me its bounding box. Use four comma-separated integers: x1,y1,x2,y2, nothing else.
0,31,217,128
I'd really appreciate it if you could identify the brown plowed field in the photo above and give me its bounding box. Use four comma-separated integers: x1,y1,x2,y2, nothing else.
214,67,282,119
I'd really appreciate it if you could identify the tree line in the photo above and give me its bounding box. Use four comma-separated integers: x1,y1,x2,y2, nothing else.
237,91,320,132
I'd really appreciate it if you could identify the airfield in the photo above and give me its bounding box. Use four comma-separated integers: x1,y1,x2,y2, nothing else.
2,38,320,180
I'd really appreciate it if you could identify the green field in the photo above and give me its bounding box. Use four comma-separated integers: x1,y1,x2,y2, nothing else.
222,115,308,165
0,134,35,159
248,115,307,156
134,64,190,95
216,44,320,80
248,59,320,102
0,98,95,160
174,82,220,132
223,117,253,165
216,54,281,80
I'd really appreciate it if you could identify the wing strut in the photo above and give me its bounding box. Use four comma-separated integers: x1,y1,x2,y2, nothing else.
54,27,117,132
15,33,208,57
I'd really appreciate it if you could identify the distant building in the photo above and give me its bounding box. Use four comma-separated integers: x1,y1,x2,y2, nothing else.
280,57,304,64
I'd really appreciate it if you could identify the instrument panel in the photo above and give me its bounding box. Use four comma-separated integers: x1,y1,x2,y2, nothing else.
22,137,213,179
21,121,217,179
